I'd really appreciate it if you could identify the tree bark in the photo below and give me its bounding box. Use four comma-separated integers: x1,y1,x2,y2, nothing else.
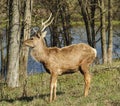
19,0,33,82
7,0,20,87
90,0,97,48
107,0,113,64
39,0,71,47
78,0,97,48
78,0,92,46
100,0,107,64
59,2,71,46
0,34,5,79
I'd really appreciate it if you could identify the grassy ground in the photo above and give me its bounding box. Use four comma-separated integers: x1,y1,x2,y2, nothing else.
0,61,120,106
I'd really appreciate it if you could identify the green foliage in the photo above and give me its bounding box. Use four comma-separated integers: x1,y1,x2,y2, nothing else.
0,61,120,105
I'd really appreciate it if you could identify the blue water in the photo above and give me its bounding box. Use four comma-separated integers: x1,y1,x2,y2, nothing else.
0,27,120,73
27,27,120,73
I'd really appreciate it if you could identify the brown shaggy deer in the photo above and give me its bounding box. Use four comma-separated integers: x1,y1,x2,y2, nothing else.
23,14,97,102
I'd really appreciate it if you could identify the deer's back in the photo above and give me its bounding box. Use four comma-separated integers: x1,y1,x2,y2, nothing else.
45,43,96,73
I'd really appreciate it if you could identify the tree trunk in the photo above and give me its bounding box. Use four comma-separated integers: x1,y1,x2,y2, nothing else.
100,0,107,64
50,14,60,47
0,34,5,79
19,0,32,82
90,0,97,48
49,1,60,47
39,0,71,47
59,2,71,46
107,0,113,64
78,0,92,46
7,0,20,87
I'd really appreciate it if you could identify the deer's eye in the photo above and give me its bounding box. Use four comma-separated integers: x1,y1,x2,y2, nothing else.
30,37,34,40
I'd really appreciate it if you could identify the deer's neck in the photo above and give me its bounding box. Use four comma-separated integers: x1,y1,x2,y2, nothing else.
31,42,48,63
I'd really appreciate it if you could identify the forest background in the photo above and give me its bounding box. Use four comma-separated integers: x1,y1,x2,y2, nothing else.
0,0,120,105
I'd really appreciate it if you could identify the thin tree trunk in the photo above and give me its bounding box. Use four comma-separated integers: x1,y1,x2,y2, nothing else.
51,21,59,47
0,35,2,78
0,34,4,79
39,0,71,47
107,0,113,64
7,0,20,87
78,0,92,46
50,1,60,47
90,0,97,48
0,35,5,79
100,0,107,64
60,3,71,46
19,0,33,82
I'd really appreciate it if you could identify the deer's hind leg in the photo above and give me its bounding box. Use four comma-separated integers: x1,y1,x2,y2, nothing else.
79,64,91,97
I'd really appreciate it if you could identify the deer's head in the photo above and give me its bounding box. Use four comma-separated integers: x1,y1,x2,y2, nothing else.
24,13,54,48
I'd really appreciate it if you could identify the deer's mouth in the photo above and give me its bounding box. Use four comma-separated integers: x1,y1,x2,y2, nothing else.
23,40,35,48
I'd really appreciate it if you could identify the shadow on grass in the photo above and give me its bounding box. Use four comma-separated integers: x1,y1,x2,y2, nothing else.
0,91,65,103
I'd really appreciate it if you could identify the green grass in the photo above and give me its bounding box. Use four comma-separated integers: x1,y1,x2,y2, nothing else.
0,61,120,106
71,20,120,26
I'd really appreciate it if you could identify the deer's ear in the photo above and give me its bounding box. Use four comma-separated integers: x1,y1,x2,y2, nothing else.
41,31,47,38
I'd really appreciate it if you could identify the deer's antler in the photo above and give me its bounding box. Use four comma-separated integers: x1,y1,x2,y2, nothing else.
41,13,54,32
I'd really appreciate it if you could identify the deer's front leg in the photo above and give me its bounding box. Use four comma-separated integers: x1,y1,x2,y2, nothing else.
50,73,57,102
